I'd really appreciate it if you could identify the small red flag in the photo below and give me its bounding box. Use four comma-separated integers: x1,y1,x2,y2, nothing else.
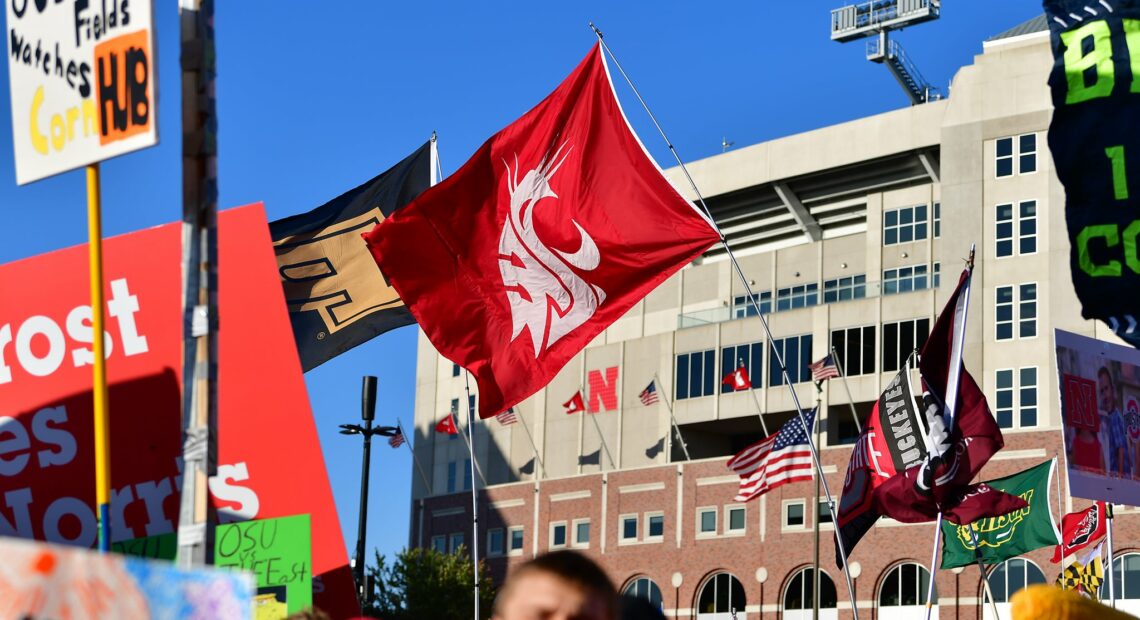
1052,501,1108,563
563,391,586,415
435,415,458,435
363,45,719,418
722,364,752,391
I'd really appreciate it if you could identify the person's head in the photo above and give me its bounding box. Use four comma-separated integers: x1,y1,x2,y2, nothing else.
493,550,618,620
1099,366,1117,411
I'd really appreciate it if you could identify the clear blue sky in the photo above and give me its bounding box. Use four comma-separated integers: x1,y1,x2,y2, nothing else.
0,1,1040,566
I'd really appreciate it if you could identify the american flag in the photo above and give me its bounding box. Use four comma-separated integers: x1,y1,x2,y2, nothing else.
638,380,659,406
496,407,518,426
726,408,816,502
809,354,841,382
388,428,406,448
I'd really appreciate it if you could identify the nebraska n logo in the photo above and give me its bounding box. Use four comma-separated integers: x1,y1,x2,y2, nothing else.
497,143,606,357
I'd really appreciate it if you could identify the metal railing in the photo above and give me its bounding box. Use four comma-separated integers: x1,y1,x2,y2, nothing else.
831,0,940,37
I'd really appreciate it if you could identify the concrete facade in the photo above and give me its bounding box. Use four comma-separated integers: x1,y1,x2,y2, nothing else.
406,22,1140,619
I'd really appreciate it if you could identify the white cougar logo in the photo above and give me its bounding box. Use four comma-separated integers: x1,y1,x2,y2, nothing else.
497,142,605,357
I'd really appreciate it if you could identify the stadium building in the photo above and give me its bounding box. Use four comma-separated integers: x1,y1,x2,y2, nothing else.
405,15,1140,619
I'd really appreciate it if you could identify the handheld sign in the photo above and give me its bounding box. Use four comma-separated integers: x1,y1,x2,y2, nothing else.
5,0,157,184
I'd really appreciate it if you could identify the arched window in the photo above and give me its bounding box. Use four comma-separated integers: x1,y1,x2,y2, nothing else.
624,577,664,610
784,568,838,610
697,572,747,618
987,558,1045,602
879,563,935,607
1100,552,1140,601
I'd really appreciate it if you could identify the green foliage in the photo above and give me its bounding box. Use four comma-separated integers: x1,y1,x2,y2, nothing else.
363,545,495,620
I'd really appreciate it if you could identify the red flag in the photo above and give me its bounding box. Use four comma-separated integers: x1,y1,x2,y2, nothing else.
363,45,719,418
563,391,586,415
874,268,1007,523
722,364,752,390
1052,502,1108,563
435,415,458,435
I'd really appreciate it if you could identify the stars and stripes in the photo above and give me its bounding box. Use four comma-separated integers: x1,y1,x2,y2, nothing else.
496,408,519,426
809,354,840,382
727,408,816,502
639,380,659,406
388,429,406,448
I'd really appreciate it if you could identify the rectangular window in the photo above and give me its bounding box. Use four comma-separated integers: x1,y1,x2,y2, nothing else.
449,532,465,553
698,507,717,536
509,527,524,554
784,501,806,529
883,205,929,246
462,459,472,491
996,200,1037,258
996,367,1039,429
621,515,638,542
721,342,763,394
1020,283,1037,338
550,522,567,548
883,264,937,295
769,334,813,386
831,326,875,376
776,283,819,311
733,291,773,318
487,528,504,556
451,363,460,377
449,399,459,441
431,535,446,553
934,262,941,289
996,284,1037,340
933,202,941,238
882,319,931,373
468,395,476,418
823,275,867,304
573,519,590,548
726,506,746,533
447,461,457,494
996,286,1014,341
818,500,834,525
647,513,665,540
675,349,716,400
995,134,1037,177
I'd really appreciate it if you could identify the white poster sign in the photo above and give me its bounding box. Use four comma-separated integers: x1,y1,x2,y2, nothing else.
5,0,157,185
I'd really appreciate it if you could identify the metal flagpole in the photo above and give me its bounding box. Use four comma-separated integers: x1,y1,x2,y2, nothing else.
968,525,1002,619
85,163,112,552
921,247,975,620
457,382,489,487
177,0,219,569
813,387,822,620
745,378,771,437
1052,455,1066,588
516,410,547,479
654,373,691,461
462,374,482,620
397,418,434,494
581,386,617,470
589,23,859,618
1107,503,1116,608
829,345,863,433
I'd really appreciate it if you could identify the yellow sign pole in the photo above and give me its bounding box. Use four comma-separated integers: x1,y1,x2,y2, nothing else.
86,162,111,552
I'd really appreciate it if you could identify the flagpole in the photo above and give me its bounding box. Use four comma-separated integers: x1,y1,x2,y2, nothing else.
922,246,975,620
397,418,434,495
1107,503,1116,608
968,525,1002,619
746,383,771,437
462,374,482,620
813,387,822,620
453,404,488,487
516,410,547,479
655,373,691,461
588,24,859,618
829,345,863,433
1052,454,1066,588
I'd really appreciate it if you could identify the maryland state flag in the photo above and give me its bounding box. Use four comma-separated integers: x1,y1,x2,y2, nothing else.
271,142,433,371
365,45,719,418
940,460,1061,569
1057,544,1105,596
835,363,925,564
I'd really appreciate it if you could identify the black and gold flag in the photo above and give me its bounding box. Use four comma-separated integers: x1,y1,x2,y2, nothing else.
270,141,432,371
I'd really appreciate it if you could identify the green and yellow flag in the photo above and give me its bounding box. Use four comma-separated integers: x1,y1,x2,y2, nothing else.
940,459,1061,569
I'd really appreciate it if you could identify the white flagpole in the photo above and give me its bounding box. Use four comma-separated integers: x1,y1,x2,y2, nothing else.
1107,503,1117,607
397,418,434,495
654,373,691,461
590,24,859,617
920,247,975,620
461,373,482,620
967,525,1002,619
516,410,547,479
829,345,863,433
578,385,617,469
745,378,771,437
452,402,489,487
1051,455,1066,588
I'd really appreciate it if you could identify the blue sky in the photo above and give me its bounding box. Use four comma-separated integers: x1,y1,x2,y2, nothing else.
0,2,1041,566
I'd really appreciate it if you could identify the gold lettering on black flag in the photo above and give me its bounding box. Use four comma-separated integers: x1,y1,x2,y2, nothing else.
269,142,432,371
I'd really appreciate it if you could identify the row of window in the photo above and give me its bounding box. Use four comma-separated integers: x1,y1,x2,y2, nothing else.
731,263,938,319
883,203,940,245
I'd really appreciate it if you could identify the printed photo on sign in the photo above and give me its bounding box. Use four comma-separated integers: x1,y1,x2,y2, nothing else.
1055,329,1140,504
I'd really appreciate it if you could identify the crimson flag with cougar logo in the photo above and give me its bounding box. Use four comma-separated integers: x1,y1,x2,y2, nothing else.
364,45,719,418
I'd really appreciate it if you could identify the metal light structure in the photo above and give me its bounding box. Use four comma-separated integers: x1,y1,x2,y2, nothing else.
342,376,397,604
830,0,943,105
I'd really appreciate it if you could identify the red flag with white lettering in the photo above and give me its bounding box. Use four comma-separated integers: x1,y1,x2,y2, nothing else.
364,45,719,418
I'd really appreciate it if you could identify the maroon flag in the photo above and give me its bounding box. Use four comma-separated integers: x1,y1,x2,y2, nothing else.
1052,501,1108,563
875,476,1027,524
874,267,1009,523
363,45,719,419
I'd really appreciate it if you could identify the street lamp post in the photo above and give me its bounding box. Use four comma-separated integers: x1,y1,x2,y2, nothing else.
340,376,397,605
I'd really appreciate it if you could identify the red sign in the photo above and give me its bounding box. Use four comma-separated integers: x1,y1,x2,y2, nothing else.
0,205,355,616
1064,374,1100,433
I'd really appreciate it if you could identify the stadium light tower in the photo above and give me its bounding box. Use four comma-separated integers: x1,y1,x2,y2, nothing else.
830,0,942,104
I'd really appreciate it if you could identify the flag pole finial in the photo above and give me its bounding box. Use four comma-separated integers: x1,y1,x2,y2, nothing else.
966,243,976,271
431,130,437,143
589,22,604,39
